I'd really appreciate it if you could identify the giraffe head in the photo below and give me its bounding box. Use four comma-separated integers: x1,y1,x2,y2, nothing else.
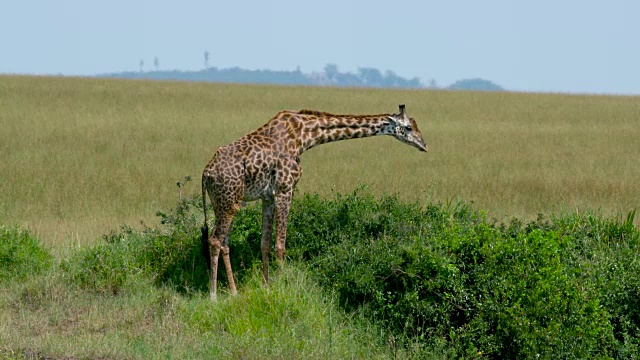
383,104,428,152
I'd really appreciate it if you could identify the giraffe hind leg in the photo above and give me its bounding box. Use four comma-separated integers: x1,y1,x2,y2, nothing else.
209,208,239,298
221,244,237,295
208,234,222,300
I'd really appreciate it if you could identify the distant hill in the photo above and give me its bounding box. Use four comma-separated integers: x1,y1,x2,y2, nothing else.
448,78,504,91
98,64,504,91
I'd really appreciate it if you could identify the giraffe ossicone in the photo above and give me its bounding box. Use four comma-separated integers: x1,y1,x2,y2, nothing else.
201,104,427,299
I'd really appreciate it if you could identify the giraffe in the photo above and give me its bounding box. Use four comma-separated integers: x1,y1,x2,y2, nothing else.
201,104,427,299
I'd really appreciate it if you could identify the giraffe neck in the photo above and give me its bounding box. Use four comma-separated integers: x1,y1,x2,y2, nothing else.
297,110,391,153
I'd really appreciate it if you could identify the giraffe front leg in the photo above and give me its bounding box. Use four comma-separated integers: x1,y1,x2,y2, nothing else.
261,198,275,284
275,191,293,265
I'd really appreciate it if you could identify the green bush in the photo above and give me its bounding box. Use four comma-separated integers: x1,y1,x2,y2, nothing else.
286,188,429,261
0,225,52,282
551,210,640,358
287,189,638,358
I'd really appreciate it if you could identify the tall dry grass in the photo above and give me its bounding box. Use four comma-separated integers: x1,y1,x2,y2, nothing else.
1,75,638,248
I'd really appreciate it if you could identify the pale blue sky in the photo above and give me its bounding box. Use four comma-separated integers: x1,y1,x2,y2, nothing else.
1,0,638,94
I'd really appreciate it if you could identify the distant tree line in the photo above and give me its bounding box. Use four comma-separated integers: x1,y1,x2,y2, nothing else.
317,64,422,88
448,78,503,91
101,60,503,91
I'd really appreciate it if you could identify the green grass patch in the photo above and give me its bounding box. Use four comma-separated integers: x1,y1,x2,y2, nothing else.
0,226,52,282
177,266,390,359
2,260,391,359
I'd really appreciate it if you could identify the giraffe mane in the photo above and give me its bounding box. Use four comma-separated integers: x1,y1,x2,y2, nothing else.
297,109,392,118
297,109,331,116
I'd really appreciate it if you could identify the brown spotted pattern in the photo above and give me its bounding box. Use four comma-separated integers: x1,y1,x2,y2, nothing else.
201,104,427,299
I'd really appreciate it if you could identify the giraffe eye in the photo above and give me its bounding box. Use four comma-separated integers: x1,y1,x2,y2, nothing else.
404,125,412,132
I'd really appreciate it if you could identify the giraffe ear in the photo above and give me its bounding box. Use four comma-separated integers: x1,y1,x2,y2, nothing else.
399,104,406,116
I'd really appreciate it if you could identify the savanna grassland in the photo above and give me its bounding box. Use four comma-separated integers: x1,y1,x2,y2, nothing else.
1,75,640,359
1,75,638,248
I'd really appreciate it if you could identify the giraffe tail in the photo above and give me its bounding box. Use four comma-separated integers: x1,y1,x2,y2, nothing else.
201,175,211,271
201,224,211,271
